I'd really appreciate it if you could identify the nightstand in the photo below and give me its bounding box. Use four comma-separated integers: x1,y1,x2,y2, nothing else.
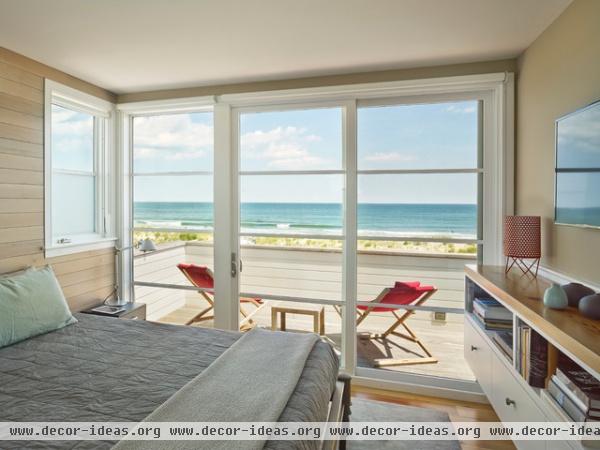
82,302,147,320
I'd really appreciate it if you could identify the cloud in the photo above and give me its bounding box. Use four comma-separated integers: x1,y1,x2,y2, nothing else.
445,104,477,114
133,114,213,161
51,106,94,154
363,152,415,162
241,126,328,169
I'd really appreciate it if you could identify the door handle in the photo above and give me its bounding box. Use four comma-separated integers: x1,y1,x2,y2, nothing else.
231,252,237,278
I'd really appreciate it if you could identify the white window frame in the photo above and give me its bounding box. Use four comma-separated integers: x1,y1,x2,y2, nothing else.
117,97,215,303
116,73,514,399
219,72,514,398
44,80,117,258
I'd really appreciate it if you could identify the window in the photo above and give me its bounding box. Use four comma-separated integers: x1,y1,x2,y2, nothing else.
131,111,215,322
120,73,513,397
44,80,115,257
354,100,482,385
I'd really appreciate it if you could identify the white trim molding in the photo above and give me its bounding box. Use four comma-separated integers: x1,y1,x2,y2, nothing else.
117,95,215,115
217,73,508,106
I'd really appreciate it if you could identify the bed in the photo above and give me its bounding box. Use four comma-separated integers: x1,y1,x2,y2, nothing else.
0,313,350,450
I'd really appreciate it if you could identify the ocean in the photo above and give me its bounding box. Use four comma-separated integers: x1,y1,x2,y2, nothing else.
134,202,477,238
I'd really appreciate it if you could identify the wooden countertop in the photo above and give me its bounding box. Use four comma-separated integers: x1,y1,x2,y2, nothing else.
466,264,600,377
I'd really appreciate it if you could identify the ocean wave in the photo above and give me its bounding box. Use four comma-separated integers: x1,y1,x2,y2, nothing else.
134,220,213,231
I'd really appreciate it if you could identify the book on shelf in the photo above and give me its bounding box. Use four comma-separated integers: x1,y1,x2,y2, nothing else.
473,310,512,331
514,323,550,388
528,328,549,388
548,378,591,422
520,326,530,379
548,376,600,422
555,354,600,410
492,331,513,361
473,297,512,321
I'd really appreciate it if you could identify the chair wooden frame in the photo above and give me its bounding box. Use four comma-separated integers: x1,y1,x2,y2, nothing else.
177,265,264,331
336,286,438,367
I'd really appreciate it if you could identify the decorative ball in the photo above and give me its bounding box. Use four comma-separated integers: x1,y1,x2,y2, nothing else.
543,284,568,309
562,283,595,307
579,294,600,320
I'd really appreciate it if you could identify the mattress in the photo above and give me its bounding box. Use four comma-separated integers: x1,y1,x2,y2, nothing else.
0,313,339,450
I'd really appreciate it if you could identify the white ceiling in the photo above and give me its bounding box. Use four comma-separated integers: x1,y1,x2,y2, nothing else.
0,0,571,94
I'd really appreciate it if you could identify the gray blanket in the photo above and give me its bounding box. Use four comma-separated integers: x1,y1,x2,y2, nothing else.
115,328,319,450
0,313,339,450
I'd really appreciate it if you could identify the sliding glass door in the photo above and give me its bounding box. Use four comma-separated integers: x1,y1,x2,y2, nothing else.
234,106,346,360
353,100,482,389
231,97,485,390
121,74,512,395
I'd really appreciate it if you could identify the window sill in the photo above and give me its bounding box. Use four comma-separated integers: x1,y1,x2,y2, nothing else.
45,237,117,258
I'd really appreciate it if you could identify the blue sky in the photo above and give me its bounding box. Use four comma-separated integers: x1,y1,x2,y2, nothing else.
130,102,478,203
557,102,600,169
51,104,94,171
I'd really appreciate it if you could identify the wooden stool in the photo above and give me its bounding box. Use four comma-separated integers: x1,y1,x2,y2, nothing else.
271,304,325,335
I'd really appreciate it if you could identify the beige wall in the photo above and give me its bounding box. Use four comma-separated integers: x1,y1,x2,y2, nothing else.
0,47,117,311
118,58,517,103
516,0,600,284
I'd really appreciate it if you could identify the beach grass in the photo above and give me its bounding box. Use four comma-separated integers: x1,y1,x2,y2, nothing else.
134,230,477,255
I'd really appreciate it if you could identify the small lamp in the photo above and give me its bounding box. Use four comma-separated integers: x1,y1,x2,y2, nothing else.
138,238,157,253
504,216,541,277
104,238,157,306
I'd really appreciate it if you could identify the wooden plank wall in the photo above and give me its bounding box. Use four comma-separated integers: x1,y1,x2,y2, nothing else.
0,47,117,312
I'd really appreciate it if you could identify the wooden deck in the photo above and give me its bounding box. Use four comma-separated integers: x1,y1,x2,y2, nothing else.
137,241,476,382
158,298,474,382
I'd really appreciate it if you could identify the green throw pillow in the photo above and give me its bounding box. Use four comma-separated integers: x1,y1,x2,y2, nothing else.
0,266,77,348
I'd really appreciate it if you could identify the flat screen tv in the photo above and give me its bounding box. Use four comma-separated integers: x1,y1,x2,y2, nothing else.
555,100,600,228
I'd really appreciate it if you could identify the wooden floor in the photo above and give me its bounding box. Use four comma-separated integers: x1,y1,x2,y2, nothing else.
157,299,476,382
353,386,516,450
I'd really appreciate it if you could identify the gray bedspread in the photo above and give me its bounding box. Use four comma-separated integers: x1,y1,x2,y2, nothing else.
0,313,339,450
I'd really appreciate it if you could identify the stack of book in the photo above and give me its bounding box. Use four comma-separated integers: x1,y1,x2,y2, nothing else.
548,357,600,422
472,297,512,331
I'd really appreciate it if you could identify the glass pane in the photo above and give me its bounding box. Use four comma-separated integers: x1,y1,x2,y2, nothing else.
134,175,213,233
240,108,342,171
52,172,95,236
133,243,215,327
240,239,342,301
51,104,94,172
239,299,342,360
556,172,600,227
240,175,343,236
358,101,479,170
133,112,214,173
556,102,600,168
356,171,478,382
355,309,474,382
358,174,478,240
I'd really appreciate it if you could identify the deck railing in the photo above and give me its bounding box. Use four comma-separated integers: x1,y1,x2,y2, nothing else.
133,241,474,321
